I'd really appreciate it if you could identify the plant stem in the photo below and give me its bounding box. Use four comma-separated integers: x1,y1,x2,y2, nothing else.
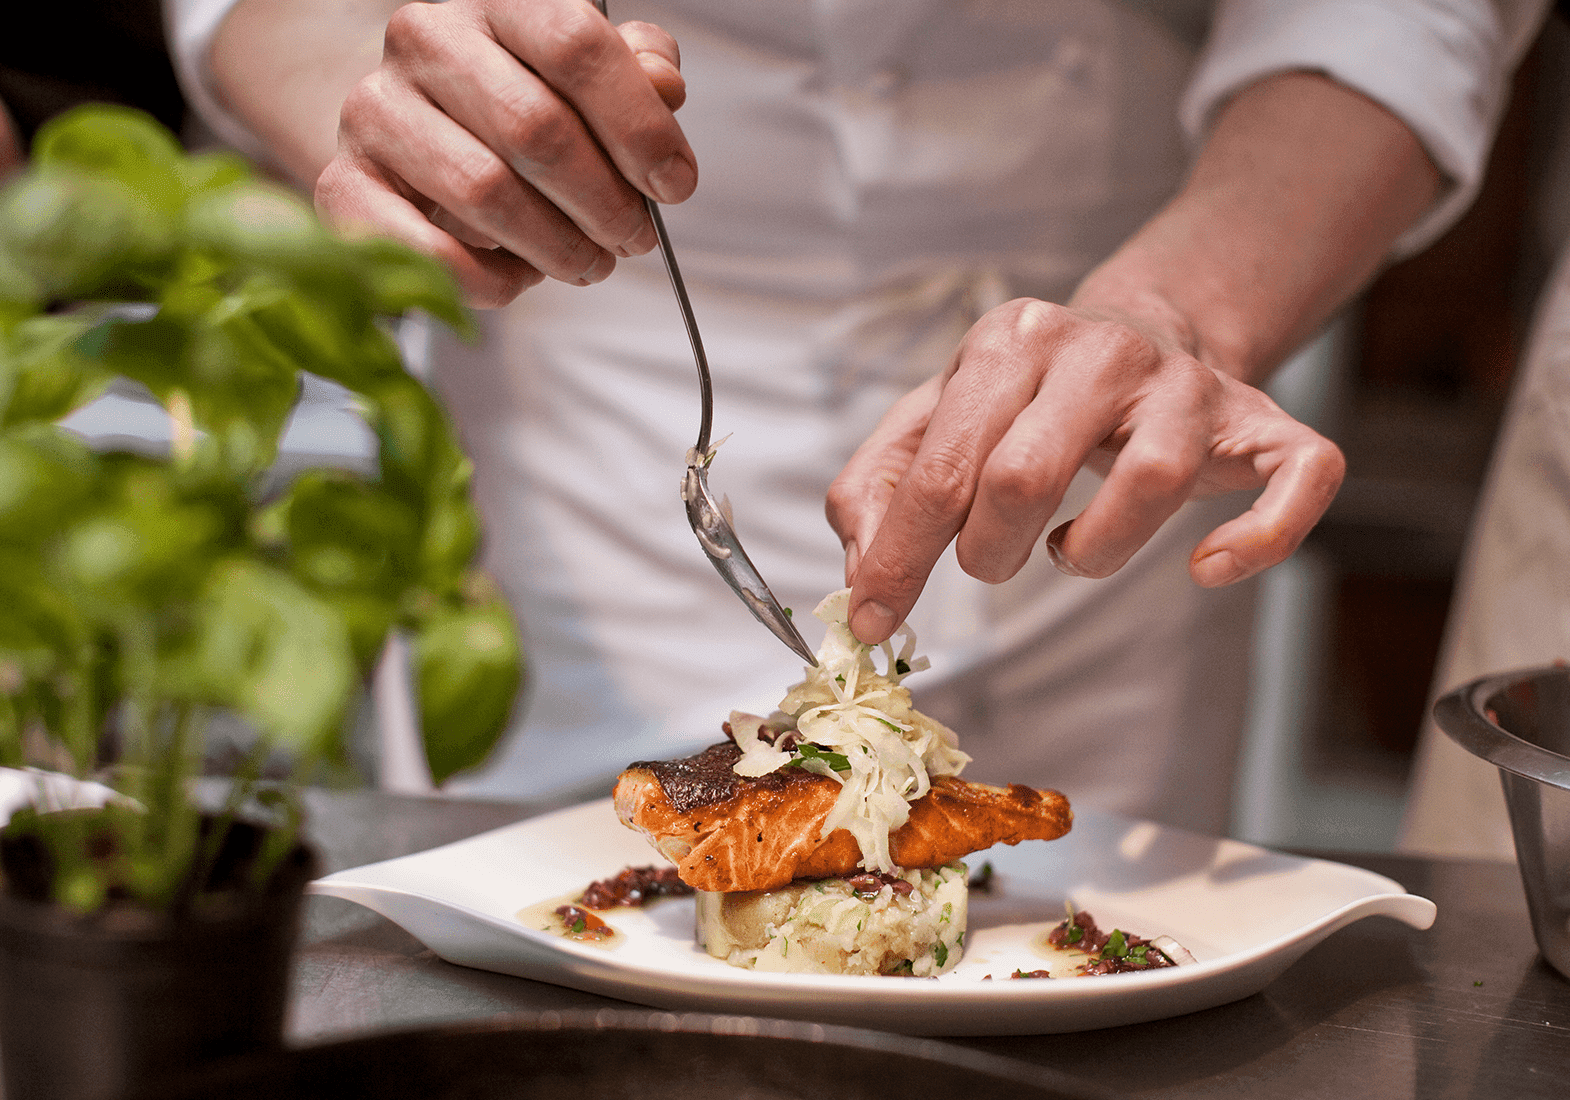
167,388,197,467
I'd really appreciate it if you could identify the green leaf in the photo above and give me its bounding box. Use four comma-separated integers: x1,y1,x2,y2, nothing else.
283,473,420,594
347,237,473,338
412,587,523,784
418,494,481,593
0,426,98,544
0,311,112,425
175,558,356,753
51,456,240,608
0,170,177,301
178,150,252,200
365,376,469,506
321,591,397,672
183,182,332,271
32,104,186,216
81,311,190,402
789,742,852,773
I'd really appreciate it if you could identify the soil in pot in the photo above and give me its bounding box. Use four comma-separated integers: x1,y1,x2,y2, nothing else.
0,815,316,1100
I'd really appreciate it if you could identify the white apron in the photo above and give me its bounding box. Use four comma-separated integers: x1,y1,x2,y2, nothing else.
434,0,1261,833
1400,243,1570,860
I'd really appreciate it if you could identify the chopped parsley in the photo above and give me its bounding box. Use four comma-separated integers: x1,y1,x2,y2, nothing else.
789,742,852,772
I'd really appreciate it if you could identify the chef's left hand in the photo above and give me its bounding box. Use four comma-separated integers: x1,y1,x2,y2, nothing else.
825,297,1345,645
824,68,1447,645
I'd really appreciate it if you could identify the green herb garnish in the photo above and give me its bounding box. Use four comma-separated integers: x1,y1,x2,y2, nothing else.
895,658,910,675
933,941,949,968
790,742,852,772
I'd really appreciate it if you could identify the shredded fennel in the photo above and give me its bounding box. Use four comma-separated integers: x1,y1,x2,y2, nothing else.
729,589,970,872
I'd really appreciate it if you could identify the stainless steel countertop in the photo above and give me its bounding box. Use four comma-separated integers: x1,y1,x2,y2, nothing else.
293,788,1570,1099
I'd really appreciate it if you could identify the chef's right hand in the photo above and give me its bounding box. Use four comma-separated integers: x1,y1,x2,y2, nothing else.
314,0,696,308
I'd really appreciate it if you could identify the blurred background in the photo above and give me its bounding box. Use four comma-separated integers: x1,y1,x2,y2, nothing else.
6,4,1568,853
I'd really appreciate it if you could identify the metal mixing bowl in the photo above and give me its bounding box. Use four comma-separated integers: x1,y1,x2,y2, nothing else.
1434,665,1570,980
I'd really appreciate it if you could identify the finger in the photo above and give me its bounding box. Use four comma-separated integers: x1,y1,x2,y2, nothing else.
1188,430,1345,586
954,351,1126,583
317,155,545,308
1038,373,1215,580
844,304,1062,641
382,6,655,264
489,0,698,205
618,21,687,111
342,70,619,287
826,377,944,586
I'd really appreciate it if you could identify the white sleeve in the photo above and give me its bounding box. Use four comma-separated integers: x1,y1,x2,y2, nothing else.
1180,0,1552,257
162,0,279,163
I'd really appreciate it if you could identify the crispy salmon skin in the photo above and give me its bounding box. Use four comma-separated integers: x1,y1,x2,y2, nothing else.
613,740,1072,893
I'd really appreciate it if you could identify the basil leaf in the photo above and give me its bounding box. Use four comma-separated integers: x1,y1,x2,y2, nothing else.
412,585,524,784
173,557,356,753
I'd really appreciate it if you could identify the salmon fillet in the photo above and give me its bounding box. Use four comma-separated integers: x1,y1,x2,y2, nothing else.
613,740,1072,893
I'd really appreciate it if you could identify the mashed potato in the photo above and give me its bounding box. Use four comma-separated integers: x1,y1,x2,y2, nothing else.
696,863,967,977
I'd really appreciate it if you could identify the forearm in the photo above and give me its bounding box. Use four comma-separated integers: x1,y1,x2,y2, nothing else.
1073,70,1443,386
208,0,401,189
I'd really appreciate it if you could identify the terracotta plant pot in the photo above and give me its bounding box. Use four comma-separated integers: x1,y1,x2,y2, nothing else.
0,818,316,1100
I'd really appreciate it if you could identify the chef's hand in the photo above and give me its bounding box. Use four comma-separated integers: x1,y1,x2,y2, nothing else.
824,69,1440,645
825,299,1345,643
314,0,695,308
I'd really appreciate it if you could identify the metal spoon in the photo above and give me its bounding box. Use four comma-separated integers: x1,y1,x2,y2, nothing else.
593,0,816,666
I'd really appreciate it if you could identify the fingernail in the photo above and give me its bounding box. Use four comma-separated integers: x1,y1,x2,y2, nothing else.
850,600,896,644
1192,549,1245,587
647,153,696,205
1045,523,1085,578
578,250,616,285
618,219,656,257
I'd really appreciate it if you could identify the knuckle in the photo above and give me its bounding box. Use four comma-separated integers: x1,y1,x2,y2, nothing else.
979,445,1049,514
968,298,1060,356
1119,446,1196,500
903,443,977,523
823,478,859,528
494,91,578,168
382,1,445,59
1089,320,1161,374
1309,436,1347,497
865,553,929,602
444,148,517,213
339,73,396,135
533,8,618,91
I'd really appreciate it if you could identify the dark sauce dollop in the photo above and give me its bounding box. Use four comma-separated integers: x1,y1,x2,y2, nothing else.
579,865,695,909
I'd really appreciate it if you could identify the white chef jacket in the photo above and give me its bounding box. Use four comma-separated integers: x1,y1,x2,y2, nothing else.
169,0,1544,833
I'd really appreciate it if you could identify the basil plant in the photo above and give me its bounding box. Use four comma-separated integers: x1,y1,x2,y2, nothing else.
0,106,522,913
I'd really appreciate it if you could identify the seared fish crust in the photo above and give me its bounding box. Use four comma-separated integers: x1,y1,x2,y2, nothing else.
613,741,1072,893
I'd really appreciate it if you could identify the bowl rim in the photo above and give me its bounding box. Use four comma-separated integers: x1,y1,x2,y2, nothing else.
1433,665,1570,791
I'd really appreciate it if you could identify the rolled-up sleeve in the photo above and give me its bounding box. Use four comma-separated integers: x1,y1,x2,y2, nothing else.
1180,0,1551,257
163,0,273,162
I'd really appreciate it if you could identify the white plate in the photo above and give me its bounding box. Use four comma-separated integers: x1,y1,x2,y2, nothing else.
309,799,1435,1036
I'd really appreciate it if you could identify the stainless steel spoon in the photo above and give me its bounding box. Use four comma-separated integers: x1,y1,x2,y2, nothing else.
593,0,816,666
